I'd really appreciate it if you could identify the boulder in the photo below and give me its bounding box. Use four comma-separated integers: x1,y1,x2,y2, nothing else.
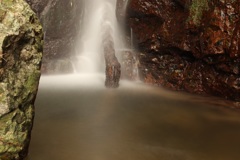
0,0,43,159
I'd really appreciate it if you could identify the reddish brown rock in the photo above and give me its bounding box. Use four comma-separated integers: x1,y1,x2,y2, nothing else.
103,37,121,88
102,15,122,88
119,0,240,101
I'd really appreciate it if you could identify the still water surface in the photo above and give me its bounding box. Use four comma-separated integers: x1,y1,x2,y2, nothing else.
28,74,240,160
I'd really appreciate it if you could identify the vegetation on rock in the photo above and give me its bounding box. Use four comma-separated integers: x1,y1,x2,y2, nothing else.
0,0,43,159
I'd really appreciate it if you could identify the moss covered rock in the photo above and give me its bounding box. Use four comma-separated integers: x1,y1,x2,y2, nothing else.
0,0,43,159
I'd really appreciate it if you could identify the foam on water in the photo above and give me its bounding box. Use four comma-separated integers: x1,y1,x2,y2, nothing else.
39,74,106,89
39,74,143,90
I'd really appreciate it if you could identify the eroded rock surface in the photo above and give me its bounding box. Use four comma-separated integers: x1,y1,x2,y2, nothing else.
0,0,43,159
121,0,239,101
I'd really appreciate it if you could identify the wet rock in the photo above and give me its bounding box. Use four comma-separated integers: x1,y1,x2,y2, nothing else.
103,39,121,88
120,50,139,80
0,0,43,159
27,0,82,74
121,0,240,102
104,47,121,88
25,0,49,16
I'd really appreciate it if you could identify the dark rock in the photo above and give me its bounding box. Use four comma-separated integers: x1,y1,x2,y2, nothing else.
25,0,49,16
27,0,83,74
103,37,121,88
121,0,240,102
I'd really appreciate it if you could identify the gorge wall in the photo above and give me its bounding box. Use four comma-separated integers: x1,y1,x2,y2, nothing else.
27,0,239,102
26,0,83,74
0,0,43,159
119,0,239,102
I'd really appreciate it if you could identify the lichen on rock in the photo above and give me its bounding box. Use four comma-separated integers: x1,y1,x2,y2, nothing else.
0,0,43,159
188,0,209,26
0,83,9,116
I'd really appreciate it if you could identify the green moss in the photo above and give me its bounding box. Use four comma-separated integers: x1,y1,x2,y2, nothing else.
25,71,40,92
0,85,5,101
0,83,9,117
1,0,15,6
188,0,209,26
0,0,42,158
0,106,33,158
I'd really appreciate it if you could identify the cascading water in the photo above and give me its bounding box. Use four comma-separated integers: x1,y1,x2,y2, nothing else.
73,0,125,74
29,1,240,159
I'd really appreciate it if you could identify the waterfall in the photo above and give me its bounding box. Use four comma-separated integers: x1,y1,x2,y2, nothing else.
73,0,124,74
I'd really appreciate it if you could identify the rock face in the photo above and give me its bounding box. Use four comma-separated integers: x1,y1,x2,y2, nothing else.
0,0,43,159
103,38,121,88
27,0,83,74
25,0,49,16
121,50,139,80
122,0,240,101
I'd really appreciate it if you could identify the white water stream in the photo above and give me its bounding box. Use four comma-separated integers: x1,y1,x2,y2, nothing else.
73,0,125,74
28,1,240,159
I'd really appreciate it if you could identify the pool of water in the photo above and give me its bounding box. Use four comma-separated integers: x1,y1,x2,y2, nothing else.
28,74,240,160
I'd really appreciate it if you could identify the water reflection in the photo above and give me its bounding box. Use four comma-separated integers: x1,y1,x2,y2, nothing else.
28,74,240,160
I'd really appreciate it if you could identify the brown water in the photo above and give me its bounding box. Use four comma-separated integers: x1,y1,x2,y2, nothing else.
28,74,240,160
